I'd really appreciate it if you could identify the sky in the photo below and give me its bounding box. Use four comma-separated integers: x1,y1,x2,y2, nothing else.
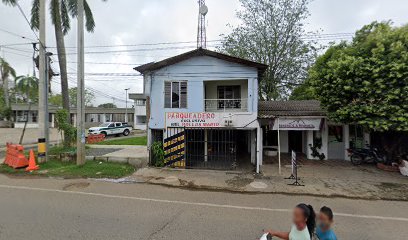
1,0,408,107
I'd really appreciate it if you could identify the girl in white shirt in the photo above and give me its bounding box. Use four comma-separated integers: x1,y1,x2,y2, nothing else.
266,203,316,240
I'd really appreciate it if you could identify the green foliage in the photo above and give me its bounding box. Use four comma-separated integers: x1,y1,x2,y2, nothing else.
310,21,408,132
0,57,16,109
49,94,63,106
49,88,95,107
68,87,95,107
55,109,77,146
219,0,318,100
151,141,165,167
289,79,316,100
29,0,100,35
0,159,135,179
98,103,117,108
14,75,39,102
309,138,325,160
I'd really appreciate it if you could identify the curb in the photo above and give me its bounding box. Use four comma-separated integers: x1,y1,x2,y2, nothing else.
87,156,148,168
140,180,408,202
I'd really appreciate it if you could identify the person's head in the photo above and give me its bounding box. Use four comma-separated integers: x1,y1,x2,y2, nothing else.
293,204,316,238
318,206,334,231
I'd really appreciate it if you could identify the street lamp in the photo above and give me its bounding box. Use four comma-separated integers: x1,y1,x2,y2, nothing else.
124,88,130,122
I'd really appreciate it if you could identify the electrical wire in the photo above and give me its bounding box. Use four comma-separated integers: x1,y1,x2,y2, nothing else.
0,27,36,42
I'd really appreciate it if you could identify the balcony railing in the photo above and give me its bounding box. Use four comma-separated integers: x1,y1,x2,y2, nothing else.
204,99,248,112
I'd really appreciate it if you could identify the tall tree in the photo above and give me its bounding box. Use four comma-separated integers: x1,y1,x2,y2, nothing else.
14,75,39,102
29,0,104,116
68,87,94,107
49,87,94,107
2,0,104,142
98,103,117,109
0,57,16,110
219,0,318,100
310,21,408,156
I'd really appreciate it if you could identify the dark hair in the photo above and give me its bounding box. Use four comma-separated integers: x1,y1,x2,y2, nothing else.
320,206,334,220
296,203,316,238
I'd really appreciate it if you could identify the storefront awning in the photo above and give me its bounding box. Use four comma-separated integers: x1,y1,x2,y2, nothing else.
272,118,323,131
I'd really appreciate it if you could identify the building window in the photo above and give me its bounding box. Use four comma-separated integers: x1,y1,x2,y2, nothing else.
135,99,146,106
217,85,241,109
165,81,187,108
31,112,38,123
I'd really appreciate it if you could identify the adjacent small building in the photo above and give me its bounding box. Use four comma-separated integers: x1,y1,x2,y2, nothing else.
10,103,135,129
258,100,370,161
129,93,147,130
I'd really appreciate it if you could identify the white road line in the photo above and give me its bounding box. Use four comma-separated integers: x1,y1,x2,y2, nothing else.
1,184,407,222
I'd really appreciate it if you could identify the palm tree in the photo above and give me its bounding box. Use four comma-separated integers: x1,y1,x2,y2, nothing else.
0,57,17,110
2,0,105,144
14,75,39,144
15,75,39,102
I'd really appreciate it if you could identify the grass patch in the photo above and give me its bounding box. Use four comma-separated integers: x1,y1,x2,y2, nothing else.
95,136,147,146
0,160,135,179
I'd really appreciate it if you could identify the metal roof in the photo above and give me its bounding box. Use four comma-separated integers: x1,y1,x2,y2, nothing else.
258,100,326,118
134,48,268,74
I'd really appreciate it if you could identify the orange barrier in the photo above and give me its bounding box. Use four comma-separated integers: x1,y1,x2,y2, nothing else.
26,149,39,172
86,134,105,144
3,143,29,169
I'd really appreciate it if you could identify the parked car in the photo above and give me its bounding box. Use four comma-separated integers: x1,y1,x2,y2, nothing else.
88,122,133,137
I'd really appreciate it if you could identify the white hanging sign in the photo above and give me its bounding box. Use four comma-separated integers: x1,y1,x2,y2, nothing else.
166,112,223,128
273,118,322,131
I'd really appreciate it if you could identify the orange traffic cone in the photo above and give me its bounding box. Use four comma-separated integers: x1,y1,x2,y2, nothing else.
25,149,40,172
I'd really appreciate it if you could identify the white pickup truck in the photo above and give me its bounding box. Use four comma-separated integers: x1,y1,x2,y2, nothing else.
88,122,133,137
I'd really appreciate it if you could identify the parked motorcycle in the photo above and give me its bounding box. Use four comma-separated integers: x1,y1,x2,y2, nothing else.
347,146,386,165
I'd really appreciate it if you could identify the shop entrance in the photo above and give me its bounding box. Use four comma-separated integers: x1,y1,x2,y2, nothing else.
184,128,251,170
288,131,303,153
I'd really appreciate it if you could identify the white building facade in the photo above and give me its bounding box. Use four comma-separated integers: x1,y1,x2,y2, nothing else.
135,48,267,171
129,94,147,130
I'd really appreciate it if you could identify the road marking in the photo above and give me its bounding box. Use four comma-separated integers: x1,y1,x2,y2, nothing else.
1,184,407,222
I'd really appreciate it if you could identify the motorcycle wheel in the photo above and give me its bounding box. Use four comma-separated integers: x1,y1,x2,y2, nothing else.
351,155,363,165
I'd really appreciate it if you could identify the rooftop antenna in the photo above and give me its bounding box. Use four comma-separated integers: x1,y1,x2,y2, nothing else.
197,0,208,49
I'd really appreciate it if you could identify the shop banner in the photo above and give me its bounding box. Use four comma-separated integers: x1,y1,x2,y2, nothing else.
166,112,223,128
273,118,322,131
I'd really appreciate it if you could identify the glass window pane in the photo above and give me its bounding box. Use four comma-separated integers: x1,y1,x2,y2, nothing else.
172,82,180,108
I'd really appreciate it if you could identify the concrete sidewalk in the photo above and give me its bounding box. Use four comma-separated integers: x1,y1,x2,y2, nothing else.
87,145,148,168
130,161,408,201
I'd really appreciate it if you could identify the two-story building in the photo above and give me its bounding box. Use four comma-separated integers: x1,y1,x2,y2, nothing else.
135,48,267,172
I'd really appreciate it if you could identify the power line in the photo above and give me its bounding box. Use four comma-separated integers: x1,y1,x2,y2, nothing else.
1,50,32,58
0,42,35,47
15,2,41,45
1,46,33,53
0,27,36,42
47,32,354,49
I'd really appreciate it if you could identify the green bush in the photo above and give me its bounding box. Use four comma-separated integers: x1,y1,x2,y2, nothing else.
151,141,165,167
55,109,77,146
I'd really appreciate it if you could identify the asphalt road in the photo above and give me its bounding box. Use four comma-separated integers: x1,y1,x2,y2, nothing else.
0,175,407,240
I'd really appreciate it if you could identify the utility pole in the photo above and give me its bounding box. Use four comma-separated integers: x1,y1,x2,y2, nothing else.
38,0,48,163
76,0,85,165
124,88,130,122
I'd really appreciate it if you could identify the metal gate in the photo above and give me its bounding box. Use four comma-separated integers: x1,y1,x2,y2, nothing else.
185,128,237,170
164,128,185,168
